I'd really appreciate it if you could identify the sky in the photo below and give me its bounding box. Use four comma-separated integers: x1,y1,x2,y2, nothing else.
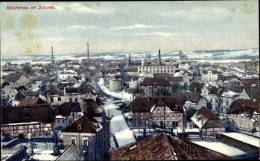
1,1,259,56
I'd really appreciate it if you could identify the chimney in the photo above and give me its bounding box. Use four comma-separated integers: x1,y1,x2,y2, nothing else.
51,46,54,64
87,43,89,63
128,53,131,66
158,49,161,66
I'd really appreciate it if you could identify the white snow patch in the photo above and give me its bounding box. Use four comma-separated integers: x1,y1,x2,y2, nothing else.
192,141,247,157
114,128,136,147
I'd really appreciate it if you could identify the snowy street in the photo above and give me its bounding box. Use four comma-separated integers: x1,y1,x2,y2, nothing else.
104,100,136,148
97,78,136,147
98,78,134,101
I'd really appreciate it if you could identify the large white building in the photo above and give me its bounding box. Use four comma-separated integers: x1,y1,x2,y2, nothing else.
201,70,218,82
137,65,176,76
58,69,78,81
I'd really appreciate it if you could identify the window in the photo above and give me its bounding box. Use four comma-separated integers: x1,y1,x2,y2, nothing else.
69,98,72,102
83,139,88,146
71,137,76,145
50,97,53,102
75,98,78,102
39,133,42,136
58,97,61,101
62,119,65,123
57,119,60,123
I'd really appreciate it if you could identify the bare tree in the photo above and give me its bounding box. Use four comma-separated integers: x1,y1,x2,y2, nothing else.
210,86,224,117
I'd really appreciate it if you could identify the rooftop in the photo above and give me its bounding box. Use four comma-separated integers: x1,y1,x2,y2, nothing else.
105,132,230,160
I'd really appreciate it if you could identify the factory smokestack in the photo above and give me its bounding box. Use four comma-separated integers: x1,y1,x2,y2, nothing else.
87,43,89,63
128,53,131,66
158,49,161,66
51,46,54,64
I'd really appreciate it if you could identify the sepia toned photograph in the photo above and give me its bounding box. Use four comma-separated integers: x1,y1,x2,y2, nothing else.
1,1,259,160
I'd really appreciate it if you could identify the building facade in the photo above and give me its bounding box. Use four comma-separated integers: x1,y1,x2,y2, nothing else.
137,65,176,76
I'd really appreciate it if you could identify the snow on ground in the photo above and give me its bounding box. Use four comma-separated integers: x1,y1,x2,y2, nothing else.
173,127,200,134
98,78,134,101
221,132,259,148
104,101,136,147
30,149,64,160
192,141,247,157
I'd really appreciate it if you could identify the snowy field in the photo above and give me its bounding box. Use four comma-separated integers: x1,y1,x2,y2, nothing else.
221,132,259,148
98,78,134,101
192,141,247,157
104,101,136,147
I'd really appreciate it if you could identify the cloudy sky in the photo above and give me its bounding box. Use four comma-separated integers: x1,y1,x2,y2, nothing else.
1,1,258,56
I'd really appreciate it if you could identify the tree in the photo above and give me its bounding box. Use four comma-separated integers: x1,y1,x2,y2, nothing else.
172,83,183,93
22,66,31,73
210,86,224,116
186,108,197,122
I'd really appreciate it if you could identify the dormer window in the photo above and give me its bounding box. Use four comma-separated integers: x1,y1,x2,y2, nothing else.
78,124,82,130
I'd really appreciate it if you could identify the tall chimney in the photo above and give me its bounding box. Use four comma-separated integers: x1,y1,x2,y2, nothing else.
51,46,54,64
128,53,131,66
159,49,161,66
87,43,89,63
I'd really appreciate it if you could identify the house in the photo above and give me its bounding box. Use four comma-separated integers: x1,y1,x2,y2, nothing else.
201,70,218,82
125,67,139,77
227,99,259,132
105,132,230,160
173,70,190,83
11,92,26,106
1,104,56,139
217,76,241,88
178,62,190,70
17,96,46,106
64,83,94,102
139,78,171,97
31,64,42,70
46,83,94,106
58,69,78,81
131,96,184,129
171,91,207,110
54,102,83,138
5,73,30,87
1,85,18,106
61,114,111,160
241,78,259,100
191,107,226,136
26,70,39,81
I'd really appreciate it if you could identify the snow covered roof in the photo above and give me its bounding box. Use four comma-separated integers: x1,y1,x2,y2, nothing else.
191,107,219,129
221,132,259,148
221,90,240,97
